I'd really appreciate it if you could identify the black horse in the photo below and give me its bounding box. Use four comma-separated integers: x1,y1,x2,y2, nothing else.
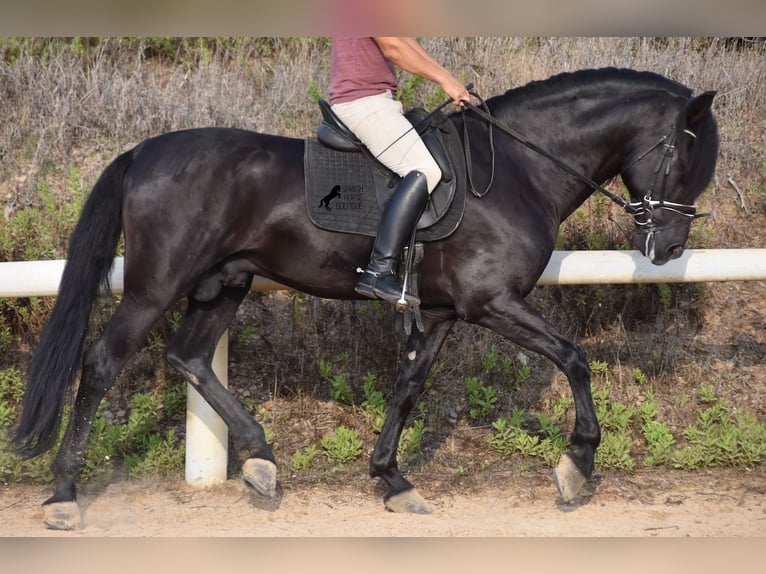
13,68,718,529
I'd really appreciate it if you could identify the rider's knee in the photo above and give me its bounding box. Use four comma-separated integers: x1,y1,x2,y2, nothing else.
419,163,442,193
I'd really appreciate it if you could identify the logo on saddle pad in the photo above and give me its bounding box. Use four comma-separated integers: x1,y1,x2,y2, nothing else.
318,184,365,211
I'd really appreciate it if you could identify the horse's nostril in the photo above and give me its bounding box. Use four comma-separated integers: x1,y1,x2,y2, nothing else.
668,245,684,259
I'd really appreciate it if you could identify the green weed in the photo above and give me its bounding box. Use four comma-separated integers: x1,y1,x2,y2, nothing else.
329,374,353,405
0,367,25,405
487,416,566,466
77,391,184,483
640,392,676,466
481,346,499,371
397,74,424,108
551,395,574,421
0,325,13,353
516,363,532,384
124,430,185,479
0,403,15,429
465,376,497,421
161,379,187,419
321,426,363,465
308,77,323,102
595,431,635,470
319,359,354,405
590,360,637,470
674,399,766,468
291,445,319,472
361,373,387,432
656,283,673,313
239,326,257,342
398,419,426,462
633,367,648,385
318,358,332,381
640,388,766,469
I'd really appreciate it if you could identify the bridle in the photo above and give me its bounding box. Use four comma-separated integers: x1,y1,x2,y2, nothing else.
622,129,705,228
460,93,705,230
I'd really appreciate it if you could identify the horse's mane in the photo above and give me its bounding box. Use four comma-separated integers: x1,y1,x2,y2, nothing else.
487,67,693,110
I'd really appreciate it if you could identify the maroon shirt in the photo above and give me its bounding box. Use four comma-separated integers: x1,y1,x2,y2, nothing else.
329,37,398,105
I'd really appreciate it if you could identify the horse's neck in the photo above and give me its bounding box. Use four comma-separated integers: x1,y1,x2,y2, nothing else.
528,94,674,220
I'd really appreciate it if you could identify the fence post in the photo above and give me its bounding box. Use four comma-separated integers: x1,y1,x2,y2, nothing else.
184,331,229,486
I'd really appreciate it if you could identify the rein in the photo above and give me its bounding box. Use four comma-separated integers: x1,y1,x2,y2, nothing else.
460,91,702,225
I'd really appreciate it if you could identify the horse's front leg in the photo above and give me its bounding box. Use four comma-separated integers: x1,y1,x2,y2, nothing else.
475,295,600,503
370,314,455,514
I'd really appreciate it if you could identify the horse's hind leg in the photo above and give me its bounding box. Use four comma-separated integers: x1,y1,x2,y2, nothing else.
370,315,456,514
44,299,166,530
166,284,276,498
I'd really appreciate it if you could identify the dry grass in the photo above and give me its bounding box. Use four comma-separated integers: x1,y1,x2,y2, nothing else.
1,38,764,198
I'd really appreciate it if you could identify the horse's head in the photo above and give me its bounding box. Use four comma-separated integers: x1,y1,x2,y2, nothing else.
621,91,719,265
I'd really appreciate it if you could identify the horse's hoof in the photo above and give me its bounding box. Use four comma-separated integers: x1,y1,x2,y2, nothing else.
241,458,277,498
43,501,82,530
553,453,588,503
385,488,433,514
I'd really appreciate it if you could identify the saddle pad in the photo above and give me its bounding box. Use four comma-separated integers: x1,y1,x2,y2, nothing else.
304,137,466,242
304,138,389,237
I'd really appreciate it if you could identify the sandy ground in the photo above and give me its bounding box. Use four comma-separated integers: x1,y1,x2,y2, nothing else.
2,466,765,537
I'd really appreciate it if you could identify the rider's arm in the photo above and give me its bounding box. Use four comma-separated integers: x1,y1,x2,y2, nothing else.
372,37,469,106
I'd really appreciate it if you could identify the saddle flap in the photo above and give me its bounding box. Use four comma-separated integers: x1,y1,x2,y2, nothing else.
404,107,453,184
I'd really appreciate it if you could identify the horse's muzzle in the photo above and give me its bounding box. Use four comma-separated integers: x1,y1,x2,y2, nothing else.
633,229,686,266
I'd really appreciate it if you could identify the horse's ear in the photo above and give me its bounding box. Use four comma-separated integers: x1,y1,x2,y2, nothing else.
682,91,716,127
676,91,719,167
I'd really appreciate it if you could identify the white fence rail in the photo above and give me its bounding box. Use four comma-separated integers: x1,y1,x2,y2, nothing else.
2,248,766,485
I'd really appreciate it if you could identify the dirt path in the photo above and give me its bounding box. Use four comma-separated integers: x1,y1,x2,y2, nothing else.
2,467,765,537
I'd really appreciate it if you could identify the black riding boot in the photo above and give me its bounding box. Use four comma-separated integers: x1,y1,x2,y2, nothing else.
355,170,429,308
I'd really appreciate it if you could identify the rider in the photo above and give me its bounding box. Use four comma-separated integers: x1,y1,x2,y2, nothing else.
329,37,470,308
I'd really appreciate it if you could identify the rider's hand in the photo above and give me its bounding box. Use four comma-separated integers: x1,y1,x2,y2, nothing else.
442,76,471,107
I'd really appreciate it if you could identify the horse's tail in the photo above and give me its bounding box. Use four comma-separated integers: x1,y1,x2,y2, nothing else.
13,148,135,458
